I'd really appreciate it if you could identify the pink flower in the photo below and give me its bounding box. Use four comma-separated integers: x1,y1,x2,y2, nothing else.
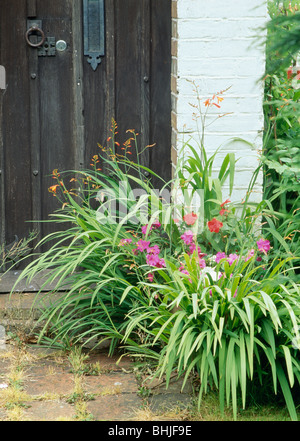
188,243,196,254
198,258,206,269
183,212,197,226
187,243,206,259
180,230,194,245
146,253,160,266
147,245,160,255
156,258,166,268
141,224,152,235
227,253,239,265
257,239,270,254
245,249,255,261
142,220,161,235
152,220,161,229
179,267,192,283
136,240,151,252
215,251,227,263
180,269,189,276
146,253,165,268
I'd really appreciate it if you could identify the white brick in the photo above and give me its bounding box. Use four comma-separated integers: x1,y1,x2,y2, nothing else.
177,38,263,60
177,133,263,154
176,76,264,97
177,0,268,19
176,112,264,134
178,18,268,40
174,0,268,204
177,95,265,117
177,56,266,78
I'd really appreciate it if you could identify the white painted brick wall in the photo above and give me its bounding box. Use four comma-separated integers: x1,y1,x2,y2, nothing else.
173,0,268,204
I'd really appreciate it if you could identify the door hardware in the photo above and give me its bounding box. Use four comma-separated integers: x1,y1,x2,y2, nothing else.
25,21,45,48
26,20,56,56
83,0,105,70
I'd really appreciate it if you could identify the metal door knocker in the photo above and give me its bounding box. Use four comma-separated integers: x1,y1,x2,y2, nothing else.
25,23,45,48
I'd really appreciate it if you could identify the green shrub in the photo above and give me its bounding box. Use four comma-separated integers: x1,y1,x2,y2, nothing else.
121,249,300,421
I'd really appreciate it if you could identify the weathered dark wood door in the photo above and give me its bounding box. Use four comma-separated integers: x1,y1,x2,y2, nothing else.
0,0,171,261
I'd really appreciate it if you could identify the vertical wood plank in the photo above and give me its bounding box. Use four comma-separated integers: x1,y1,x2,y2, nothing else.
150,0,171,188
0,90,5,247
26,0,37,17
72,0,85,172
105,0,116,137
37,0,75,240
1,1,32,247
140,0,151,171
27,26,42,244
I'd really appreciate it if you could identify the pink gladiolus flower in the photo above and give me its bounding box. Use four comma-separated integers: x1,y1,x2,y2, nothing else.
227,253,239,265
141,224,152,235
152,220,161,229
215,251,227,263
136,240,151,252
147,245,160,255
180,269,189,276
156,258,166,268
188,243,196,254
146,253,160,267
199,258,206,269
245,249,255,261
142,220,161,235
180,230,194,245
257,239,270,254
146,253,165,268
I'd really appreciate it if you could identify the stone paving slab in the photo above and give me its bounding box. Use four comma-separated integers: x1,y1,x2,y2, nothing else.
85,372,139,395
86,394,143,421
0,344,194,421
24,400,75,421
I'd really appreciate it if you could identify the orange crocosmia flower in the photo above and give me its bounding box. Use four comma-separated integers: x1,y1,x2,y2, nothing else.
183,212,198,226
204,98,211,107
217,96,224,103
49,185,59,193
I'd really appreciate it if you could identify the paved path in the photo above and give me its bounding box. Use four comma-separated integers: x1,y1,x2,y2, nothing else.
0,344,193,421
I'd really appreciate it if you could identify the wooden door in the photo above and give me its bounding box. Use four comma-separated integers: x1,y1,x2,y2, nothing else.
0,0,171,269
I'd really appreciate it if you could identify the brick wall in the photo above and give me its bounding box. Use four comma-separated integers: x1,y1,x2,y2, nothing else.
171,0,268,203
